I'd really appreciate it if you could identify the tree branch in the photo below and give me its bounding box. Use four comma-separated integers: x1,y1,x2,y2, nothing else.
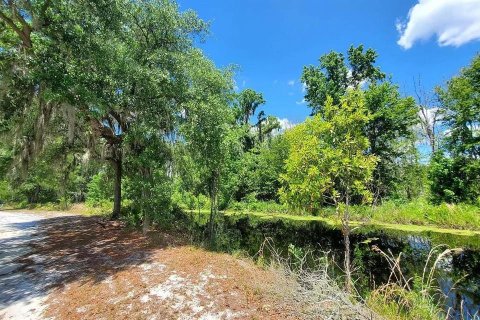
0,9,23,36
11,2,30,32
0,5,32,47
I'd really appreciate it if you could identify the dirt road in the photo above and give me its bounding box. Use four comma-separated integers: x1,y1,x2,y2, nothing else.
0,210,286,320
0,211,70,319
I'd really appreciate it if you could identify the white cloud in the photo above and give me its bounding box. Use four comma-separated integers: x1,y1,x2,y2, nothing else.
397,0,480,49
278,118,296,131
265,118,297,137
288,80,295,86
296,98,306,105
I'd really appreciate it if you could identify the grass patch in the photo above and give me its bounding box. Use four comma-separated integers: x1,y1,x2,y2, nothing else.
1,201,112,217
188,208,480,237
2,201,73,212
224,199,480,234
356,200,480,231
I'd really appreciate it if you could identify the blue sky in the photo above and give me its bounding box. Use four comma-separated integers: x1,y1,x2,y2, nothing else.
178,0,480,126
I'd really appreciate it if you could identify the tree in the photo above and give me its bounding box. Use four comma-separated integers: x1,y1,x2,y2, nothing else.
428,152,479,204
0,1,103,205
256,110,266,143
280,90,377,292
363,82,418,202
55,1,208,219
430,54,480,203
124,124,173,234
414,78,442,154
0,0,127,214
249,134,288,201
233,88,268,152
232,133,288,202
302,45,418,201
1,0,210,220
437,54,480,159
237,89,265,125
181,50,236,241
258,115,281,143
391,141,426,201
301,45,384,115
0,0,65,172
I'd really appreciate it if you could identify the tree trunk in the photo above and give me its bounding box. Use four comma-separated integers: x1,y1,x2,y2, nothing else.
142,168,152,235
343,222,352,293
143,209,151,235
258,122,263,143
208,172,219,244
342,194,353,294
208,193,215,241
429,134,436,154
60,151,69,210
111,155,122,220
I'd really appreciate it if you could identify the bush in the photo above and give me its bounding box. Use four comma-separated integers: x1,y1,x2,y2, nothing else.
85,199,113,216
86,171,112,206
228,199,288,214
0,180,14,203
19,182,57,204
428,153,480,204
172,191,210,211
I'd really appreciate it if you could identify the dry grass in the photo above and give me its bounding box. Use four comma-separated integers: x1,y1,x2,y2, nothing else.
255,238,380,320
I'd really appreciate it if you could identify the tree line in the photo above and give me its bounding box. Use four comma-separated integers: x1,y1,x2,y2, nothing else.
1,0,479,235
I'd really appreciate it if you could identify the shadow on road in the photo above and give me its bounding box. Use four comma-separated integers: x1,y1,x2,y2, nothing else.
0,213,183,310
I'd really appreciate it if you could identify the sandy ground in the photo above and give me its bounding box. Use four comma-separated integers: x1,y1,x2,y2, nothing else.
0,211,72,319
0,210,292,320
0,210,378,320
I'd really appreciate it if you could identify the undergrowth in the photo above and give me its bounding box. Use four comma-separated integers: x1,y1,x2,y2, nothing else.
351,199,480,230
366,245,474,320
224,198,480,231
255,238,379,319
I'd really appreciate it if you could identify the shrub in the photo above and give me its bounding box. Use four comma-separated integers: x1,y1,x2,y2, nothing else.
228,199,288,214
356,198,480,230
0,180,14,203
428,153,480,204
86,171,112,206
172,191,211,211
19,182,57,204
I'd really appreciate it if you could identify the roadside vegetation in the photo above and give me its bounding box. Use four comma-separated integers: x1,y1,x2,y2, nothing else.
1,1,479,319
228,199,480,232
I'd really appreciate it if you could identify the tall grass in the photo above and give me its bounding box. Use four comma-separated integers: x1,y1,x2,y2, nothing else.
224,198,480,231
351,199,480,230
229,200,289,214
366,245,472,320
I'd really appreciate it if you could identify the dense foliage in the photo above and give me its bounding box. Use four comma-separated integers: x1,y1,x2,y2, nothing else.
280,91,377,212
429,55,480,204
302,46,419,202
